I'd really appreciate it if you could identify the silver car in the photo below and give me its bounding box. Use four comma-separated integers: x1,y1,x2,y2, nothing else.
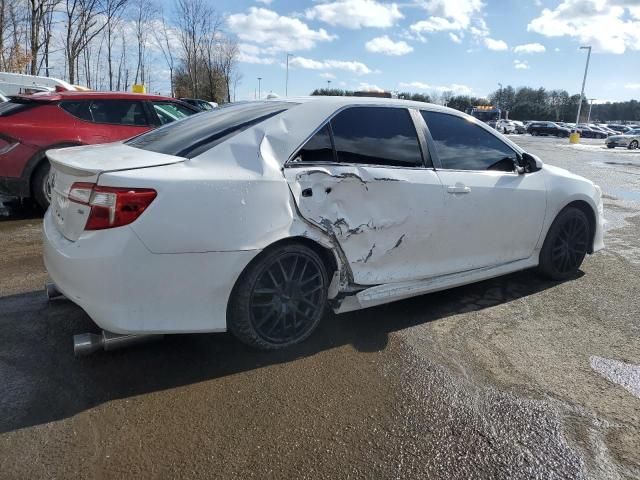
606,129,640,149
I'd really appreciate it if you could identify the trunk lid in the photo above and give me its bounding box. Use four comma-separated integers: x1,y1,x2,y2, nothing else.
47,143,184,241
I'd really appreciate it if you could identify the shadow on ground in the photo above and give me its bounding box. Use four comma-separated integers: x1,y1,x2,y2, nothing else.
0,269,573,433
0,195,42,222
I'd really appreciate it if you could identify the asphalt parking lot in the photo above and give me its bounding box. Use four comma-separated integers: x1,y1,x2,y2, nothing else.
1,135,639,479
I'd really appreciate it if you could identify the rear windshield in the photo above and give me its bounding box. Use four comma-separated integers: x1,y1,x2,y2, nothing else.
126,101,297,158
0,99,37,117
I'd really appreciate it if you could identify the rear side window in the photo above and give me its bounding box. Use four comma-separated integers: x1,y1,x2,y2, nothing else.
0,100,37,117
295,125,335,163
127,101,296,158
61,100,148,126
330,107,422,167
422,111,517,172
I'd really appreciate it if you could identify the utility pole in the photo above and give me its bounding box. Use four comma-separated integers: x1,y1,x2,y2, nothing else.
497,82,503,120
258,77,262,100
572,46,592,141
285,53,293,96
587,98,596,123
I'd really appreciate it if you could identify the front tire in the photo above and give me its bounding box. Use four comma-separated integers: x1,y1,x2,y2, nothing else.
31,161,51,210
537,207,590,280
228,243,329,350
629,140,639,150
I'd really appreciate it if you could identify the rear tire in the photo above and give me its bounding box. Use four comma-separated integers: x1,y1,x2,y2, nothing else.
31,161,51,210
228,243,329,350
537,207,590,281
607,144,615,149
629,140,639,150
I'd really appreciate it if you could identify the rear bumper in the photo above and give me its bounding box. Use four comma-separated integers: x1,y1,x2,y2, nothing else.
43,210,260,334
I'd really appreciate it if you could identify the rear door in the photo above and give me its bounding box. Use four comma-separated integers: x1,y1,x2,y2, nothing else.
284,105,447,285
421,110,547,272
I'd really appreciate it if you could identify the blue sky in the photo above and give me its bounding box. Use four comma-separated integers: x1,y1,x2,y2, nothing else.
167,0,640,102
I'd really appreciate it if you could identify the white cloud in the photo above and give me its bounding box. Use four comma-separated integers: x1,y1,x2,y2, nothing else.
320,72,336,79
256,0,273,4
227,7,336,53
449,32,462,43
410,16,461,33
399,81,472,95
416,0,484,28
357,82,384,92
514,60,530,69
513,42,546,54
237,43,277,64
365,35,413,55
554,47,560,52
484,38,508,51
306,0,403,29
528,0,640,54
289,56,372,75
625,83,640,89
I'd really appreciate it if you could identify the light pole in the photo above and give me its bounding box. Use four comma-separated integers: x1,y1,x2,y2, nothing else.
258,77,262,100
285,53,294,96
587,98,596,123
572,46,592,141
497,82,503,119
327,80,332,90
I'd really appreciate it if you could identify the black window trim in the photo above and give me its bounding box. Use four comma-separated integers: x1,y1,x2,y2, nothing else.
420,110,523,175
286,104,432,170
58,99,152,127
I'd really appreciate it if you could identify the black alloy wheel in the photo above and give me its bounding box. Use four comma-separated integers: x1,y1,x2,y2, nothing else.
629,140,639,150
538,207,590,280
228,244,328,349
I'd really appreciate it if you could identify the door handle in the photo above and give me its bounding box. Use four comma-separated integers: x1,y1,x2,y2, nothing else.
447,185,471,194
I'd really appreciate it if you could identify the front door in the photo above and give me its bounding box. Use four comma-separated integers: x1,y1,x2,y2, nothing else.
421,110,547,273
284,106,447,285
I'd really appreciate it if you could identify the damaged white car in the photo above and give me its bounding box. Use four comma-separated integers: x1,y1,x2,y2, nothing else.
43,98,604,352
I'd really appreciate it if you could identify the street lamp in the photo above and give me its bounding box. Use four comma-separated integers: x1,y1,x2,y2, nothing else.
285,53,294,97
572,46,592,142
587,98,596,123
258,77,262,100
327,80,332,90
497,82,503,119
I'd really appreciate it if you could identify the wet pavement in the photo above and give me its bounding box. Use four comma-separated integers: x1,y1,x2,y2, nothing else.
0,136,639,479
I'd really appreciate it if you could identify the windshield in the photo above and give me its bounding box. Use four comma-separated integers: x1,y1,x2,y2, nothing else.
127,101,297,158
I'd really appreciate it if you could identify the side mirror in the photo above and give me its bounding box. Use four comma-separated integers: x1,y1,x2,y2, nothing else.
521,152,543,173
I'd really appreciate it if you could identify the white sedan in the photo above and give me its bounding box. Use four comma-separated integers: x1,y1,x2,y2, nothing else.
43,97,604,352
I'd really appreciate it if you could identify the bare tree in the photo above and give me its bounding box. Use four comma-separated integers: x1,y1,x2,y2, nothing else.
153,9,176,97
216,37,238,103
103,0,126,90
130,0,155,86
64,0,107,84
174,0,213,97
28,0,60,75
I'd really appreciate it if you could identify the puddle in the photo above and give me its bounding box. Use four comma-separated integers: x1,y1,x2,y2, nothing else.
606,189,640,203
590,356,640,399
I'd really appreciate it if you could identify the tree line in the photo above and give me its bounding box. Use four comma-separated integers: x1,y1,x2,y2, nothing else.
0,0,240,102
311,86,640,122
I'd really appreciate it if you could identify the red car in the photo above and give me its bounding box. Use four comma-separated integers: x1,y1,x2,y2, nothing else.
0,91,198,208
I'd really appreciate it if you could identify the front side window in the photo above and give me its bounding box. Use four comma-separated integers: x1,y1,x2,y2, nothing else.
330,107,422,167
153,102,196,125
422,111,518,172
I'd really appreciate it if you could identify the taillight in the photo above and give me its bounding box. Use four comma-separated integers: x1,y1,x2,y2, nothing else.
69,182,156,230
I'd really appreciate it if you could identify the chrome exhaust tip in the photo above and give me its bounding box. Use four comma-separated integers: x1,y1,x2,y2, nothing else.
73,331,164,356
45,282,64,300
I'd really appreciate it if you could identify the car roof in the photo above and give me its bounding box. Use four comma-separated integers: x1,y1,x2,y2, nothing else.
281,95,459,112
13,91,177,102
